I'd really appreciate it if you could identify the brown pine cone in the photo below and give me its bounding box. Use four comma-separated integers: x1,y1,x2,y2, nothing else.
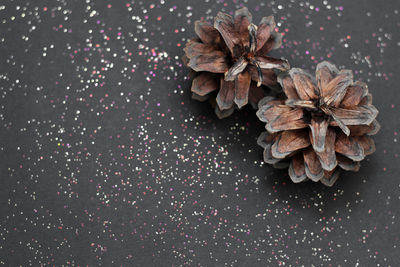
183,7,289,119
256,61,379,186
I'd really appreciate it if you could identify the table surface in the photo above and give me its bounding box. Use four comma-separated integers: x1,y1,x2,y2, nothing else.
1,0,399,265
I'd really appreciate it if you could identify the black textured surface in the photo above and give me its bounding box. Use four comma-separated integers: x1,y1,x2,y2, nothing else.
1,0,399,265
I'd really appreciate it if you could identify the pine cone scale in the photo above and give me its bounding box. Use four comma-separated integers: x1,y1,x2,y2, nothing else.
334,132,365,161
233,8,252,46
322,70,353,106
309,116,329,152
191,73,219,96
320,170,340,186
184,41,216,58
256,16,276,51
337,154,360,171
187,51,229,73
329,106,378,126
256,99,290,123
216,79,235,110
194,21,222,46
234,71,251,108
316,61,339,90
266,108,308,133
289,68,319,100
271,130,310,159
257,31,282,55
278,74,299,99
314,128,337,171
340,82,368,108
214,12,241,55
303,147,324,181
289,153,307,183
356,135,376,155
348,121,379,136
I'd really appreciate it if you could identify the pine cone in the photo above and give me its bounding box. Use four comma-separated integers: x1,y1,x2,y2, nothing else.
183,7,289,119
256,61,379,186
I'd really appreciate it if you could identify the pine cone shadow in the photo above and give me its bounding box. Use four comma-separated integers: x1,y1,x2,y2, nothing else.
260,165,368,216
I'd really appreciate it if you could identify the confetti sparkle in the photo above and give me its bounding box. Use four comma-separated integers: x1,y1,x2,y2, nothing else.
0,0,399,266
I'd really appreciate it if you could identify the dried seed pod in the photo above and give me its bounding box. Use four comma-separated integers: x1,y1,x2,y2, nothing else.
184,7,289,118
256,61,379,186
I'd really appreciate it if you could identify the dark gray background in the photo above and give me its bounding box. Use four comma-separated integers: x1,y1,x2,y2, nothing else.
1,0,399,265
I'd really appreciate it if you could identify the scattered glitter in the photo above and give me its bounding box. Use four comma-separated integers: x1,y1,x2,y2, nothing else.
0,0,398,266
